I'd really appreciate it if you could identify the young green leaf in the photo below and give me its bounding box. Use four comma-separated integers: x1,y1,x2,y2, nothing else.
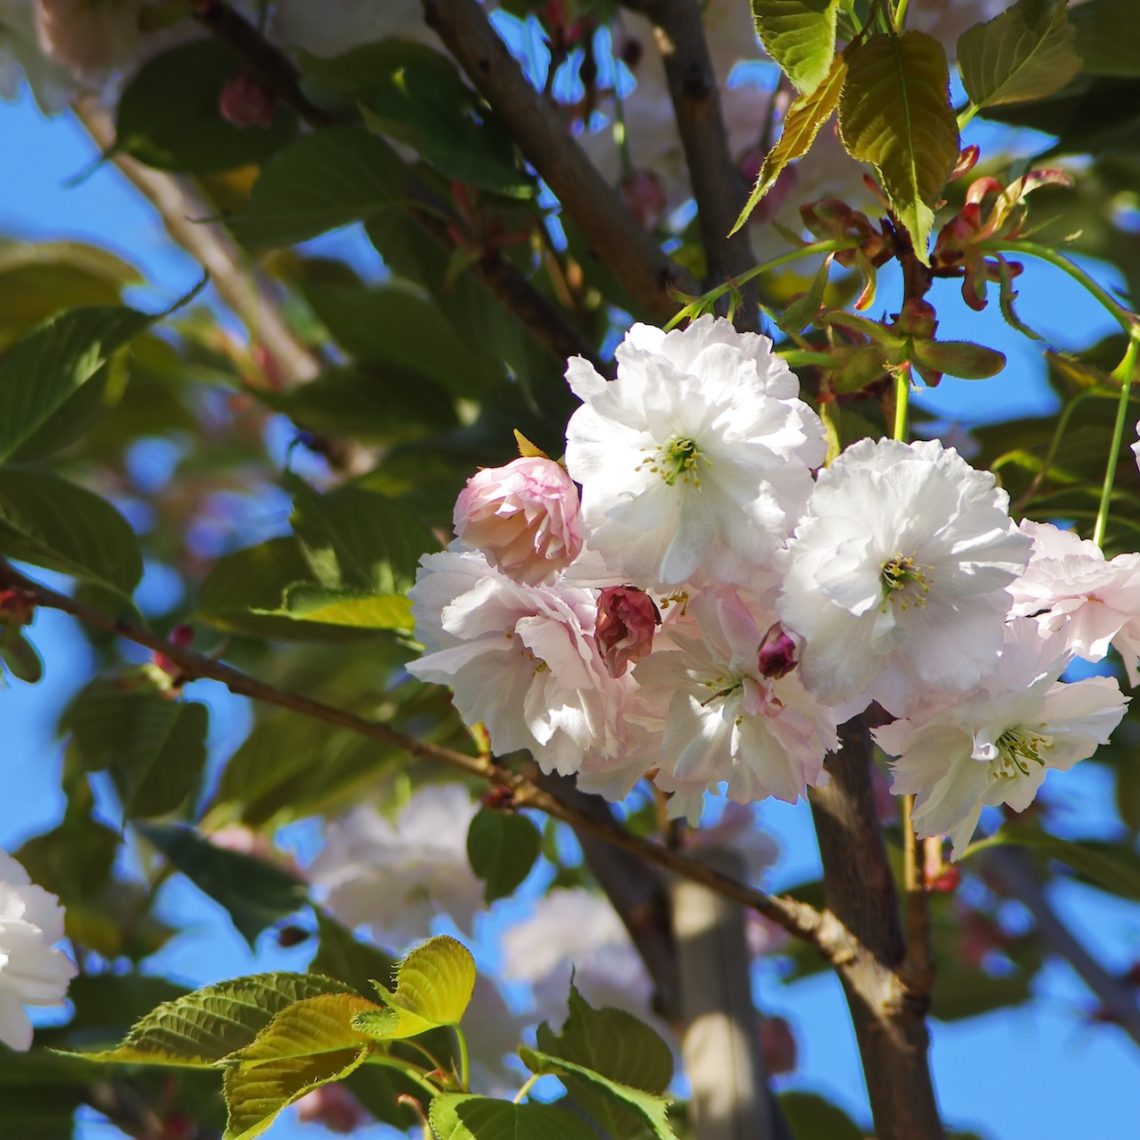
958,0,1082,111
66,973,358,1067
253,585,413,633
752,0,842,95
732,54,847,234
429,1093,598,1140
353,936,477,1042
227,993,379,1064
839,32,959,262
466,809,542,904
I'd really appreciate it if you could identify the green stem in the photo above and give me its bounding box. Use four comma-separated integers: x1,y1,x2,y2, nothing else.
513,1074,541,1105
778,349,839,369
893,367,911,442
892,0,911,32
957,103,979,131
362,1053,441,1101
1093,335,1140,547
453,1025,470,1092
666,239,852,330
983,239,1139,335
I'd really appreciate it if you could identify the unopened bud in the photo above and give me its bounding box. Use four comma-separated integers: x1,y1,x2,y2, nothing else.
759,1016,798,1077
219,71,279,130
595,586,659,678
757,622,798,680
295,1083,369,1134
620,169,667,232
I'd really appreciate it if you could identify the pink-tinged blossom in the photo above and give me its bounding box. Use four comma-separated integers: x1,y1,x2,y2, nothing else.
308,785,483,946
453,456,583,585
595,585,659,678
1133,418,1140,472
632,589,838,821
409,548,632,778
778,438,1031,716
0,849,77,1052
565,316,827,591
875,621,1129,858
1009,519,1140,682
34,0,142,78
295,1083,369,1134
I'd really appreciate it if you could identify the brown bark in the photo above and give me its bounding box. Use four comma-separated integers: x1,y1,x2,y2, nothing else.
810,717,946,1140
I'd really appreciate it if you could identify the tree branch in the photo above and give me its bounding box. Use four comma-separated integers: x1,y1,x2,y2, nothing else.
984,846,1140,1046
809,717,946,1140
0,560,828,949
620,0,759,329
190,0,608,375
421,0,694,324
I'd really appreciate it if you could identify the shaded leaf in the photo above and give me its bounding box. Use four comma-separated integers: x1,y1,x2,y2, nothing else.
353,936,476,1041
775,253,834,335
1071,0,1140,78
958,0,1082,110
778,1092,864,1140
839,32,959,261
910,339,1007,380
466,809,542,904
752,0,842,95
429,1093,598,1140
733,53,847,233
137,822,308,947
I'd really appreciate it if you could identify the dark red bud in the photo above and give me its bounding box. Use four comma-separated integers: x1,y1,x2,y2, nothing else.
757,622,798,680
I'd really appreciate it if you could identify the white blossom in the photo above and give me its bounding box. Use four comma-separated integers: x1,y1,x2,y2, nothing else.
0,0,75,110
564,316,826,592
270,0,438,57
308,785,483,946
632,588,836,821
408,547,633,778
875,621,1129,858
0,850,77,1052
1008,519,1140,679
778,437,1031,716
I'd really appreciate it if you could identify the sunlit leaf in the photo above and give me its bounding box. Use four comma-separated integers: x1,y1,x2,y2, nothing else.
752,0,842,94
228,994,378,1064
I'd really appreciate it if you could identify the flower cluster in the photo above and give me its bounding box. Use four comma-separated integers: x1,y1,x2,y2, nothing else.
0,849,76,1051
410,316,1131,858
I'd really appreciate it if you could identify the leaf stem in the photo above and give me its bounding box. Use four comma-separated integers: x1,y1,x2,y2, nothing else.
1093,334,1140,547
892,0,911,32
453,1025,470,1092
363,1053,440,1100
513,1074,541,1105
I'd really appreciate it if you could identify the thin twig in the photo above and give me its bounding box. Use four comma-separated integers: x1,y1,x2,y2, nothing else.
421,0,694,324
1,560,829,950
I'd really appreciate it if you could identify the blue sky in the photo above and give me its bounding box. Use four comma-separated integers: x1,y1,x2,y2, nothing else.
2,84,1139,1140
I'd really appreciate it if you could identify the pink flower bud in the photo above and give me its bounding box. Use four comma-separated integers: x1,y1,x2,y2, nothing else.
620,169,667,232
595,586,659,678
453,457,583,584
219,71,279,130
295,1083,369,1134
759,1016,798,1077
756,622,798,680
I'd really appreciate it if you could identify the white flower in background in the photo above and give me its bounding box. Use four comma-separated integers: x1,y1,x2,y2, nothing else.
500,888,653,1024
1133,418,1140,471
308,784,483,946
453,455,583,585
409,548,633,778
463,976,530,1095
0,0,76,110
0,850,77,1052
564,316,826,592
1008,519,1140,680
778,438,1031,716
908,0,1008,63
270,0,438,57
632,589,836,821
875,621,1129,858
34,0,142,78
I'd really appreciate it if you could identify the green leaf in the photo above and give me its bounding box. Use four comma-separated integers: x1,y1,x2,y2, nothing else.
290,476,437,596
67,973,358,1067
302,280,505,397
775,253,835,335
229,127,405,249
733,54,847,233
0,304,153,464
0,468,142,595
778,1092,864,1140
838,31,959,262
254,584,413,632
958,0,1082,111
910,339,1007,380
228,993,378,1064
63,680,207,819
116,39,298,173
752,0,842,95
136,822,308,948
1071,0,1140,78
223,1046,370,1140
518,1046,677,1140
353,936,477,1042
466,809,542,904
429,1094,598,1140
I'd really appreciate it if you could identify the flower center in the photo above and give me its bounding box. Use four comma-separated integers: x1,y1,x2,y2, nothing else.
880,553,931,610
991,726,1051,779
645,435,705,487
699,671,743,708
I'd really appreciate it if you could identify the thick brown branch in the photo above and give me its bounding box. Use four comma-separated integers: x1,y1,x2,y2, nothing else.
421,0,693,324
621,0,759,329
984,846,1140,1046
810,717,946,1140
1,561,826,948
